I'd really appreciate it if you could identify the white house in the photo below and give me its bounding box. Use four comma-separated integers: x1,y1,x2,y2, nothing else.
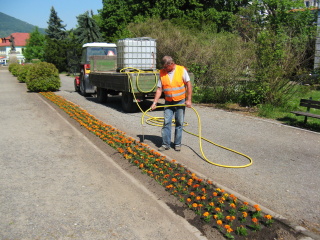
0,33,30,65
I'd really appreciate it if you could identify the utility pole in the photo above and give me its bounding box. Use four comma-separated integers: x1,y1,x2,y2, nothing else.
314,0,320,69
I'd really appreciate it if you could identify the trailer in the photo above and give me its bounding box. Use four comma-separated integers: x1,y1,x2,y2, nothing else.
76,37,193,113
76,38,159,112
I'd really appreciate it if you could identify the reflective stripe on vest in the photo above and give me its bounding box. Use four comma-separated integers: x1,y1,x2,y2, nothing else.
160,65,186,101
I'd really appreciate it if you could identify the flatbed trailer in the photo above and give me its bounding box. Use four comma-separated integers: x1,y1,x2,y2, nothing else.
89,69,159,112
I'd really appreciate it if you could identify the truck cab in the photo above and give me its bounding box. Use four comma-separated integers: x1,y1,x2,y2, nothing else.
76,42,117,95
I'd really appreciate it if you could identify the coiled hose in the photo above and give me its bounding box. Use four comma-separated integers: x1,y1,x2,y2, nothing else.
122,68,253,168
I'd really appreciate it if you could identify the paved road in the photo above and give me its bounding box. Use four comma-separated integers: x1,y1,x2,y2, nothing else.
56,73,320,237
0,68,215,239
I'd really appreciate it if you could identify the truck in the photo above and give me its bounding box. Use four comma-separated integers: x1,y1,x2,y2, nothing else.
75,38,159,113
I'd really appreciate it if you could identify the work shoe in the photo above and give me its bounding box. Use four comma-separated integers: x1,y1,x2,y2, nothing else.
175,145,181,152
158,145,170,151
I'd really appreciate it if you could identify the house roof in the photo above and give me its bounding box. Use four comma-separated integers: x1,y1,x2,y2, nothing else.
0,33,30,47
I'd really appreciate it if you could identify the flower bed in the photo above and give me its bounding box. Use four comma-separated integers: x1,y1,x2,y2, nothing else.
41,92,276,239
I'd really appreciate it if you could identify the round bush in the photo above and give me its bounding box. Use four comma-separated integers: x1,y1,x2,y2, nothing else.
26,62,61,92
17,64,33,83
8,63,22,76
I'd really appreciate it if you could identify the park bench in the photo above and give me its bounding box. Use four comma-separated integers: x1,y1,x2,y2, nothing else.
291,98,320,123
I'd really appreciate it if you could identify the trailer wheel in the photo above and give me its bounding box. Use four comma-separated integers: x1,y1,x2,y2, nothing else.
121,92,138,113
96,87,108,103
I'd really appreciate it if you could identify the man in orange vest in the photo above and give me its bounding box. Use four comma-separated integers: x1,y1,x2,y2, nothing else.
151,56,192,152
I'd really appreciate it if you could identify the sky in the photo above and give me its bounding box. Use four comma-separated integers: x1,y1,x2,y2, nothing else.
1,0,103,30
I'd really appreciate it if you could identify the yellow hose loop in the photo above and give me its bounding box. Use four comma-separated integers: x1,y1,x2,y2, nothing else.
120,67,158,93
141,105,253,168
120,67,253,168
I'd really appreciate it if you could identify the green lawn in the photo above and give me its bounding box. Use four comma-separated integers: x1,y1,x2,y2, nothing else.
258,88,320,132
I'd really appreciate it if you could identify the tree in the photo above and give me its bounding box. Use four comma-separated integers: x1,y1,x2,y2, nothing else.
46,6,67,40
100,0,250,41
236,0,317,106
74,11,103,44
24,27,46,62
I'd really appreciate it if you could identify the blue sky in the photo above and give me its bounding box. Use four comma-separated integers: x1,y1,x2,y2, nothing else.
1,0,103,30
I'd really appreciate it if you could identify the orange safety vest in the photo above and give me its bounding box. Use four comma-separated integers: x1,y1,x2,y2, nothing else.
160,65,186,102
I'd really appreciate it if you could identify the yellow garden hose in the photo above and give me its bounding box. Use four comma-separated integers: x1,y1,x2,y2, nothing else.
122,68,253,168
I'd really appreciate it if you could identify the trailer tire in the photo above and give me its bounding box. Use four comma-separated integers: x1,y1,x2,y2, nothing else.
121,92,138,113
96,87,108,103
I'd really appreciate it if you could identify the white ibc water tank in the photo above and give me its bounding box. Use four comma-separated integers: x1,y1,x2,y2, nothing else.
117,37,156,70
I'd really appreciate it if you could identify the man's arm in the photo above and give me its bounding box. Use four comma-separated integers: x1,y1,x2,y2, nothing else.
185,81,192,108
150,87,162,110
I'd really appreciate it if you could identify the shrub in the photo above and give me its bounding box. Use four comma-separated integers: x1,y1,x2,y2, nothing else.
17,64,33,83
26,62,61,92
8,63,22,76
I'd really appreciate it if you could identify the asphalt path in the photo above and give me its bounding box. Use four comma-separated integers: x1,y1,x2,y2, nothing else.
0,68,213,240
55,73,320,237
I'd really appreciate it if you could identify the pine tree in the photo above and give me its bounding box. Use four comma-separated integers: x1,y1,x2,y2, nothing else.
46,6,67,40
74,11,103,44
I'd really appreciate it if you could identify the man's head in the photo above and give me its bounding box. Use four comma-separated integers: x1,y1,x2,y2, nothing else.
161,56,175,72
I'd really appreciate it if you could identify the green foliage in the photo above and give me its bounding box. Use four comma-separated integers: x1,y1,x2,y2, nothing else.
24,27,46,62
45,6,67,40
74,11,103,44
17,64,33,83
26,62,61,92
129,18,256,103
8,63,21,76
44,37,77,72
100,0,249,41
240,82,270,106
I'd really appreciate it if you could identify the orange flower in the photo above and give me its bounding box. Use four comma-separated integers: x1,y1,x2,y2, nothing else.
213,192,218,197
230,203,236,209
192,203,198,208
264,214,272,220
209,202,214,206
203,212,210,217
224,224,231,229
171,178,178,182
252,217,259,224
201,195,206,200
196,196,201,201
242,212,248,218
226,216,231,221
187,198,192,202
217,220,223,225
253,204,261,211
215,207,221,212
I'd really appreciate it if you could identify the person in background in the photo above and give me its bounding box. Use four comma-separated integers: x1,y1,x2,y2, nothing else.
151,56,192,152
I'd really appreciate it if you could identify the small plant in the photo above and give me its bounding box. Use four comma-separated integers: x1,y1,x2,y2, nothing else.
236,225,248,236
202,211,212,223
264,214,274,226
